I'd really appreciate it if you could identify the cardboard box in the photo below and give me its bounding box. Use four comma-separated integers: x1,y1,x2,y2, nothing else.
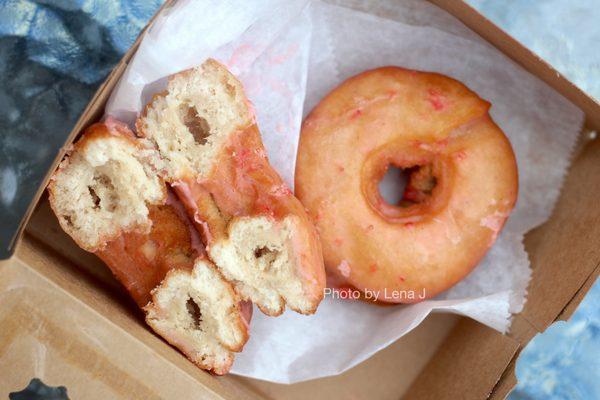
2,1,599,398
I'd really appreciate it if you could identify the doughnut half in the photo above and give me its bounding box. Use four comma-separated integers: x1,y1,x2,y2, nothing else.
48,122,250,374
136,59,325,316
296,67,518,303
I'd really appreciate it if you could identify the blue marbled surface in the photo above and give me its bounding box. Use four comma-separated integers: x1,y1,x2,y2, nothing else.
469,0,600,101
0,0,597,397
510,281,600,400
0,0,161,257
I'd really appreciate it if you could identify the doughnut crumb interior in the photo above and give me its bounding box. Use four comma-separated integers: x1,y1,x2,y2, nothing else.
137,60,251,182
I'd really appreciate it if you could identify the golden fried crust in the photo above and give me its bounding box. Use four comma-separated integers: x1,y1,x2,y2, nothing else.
97,204,198,307
296,67,518,302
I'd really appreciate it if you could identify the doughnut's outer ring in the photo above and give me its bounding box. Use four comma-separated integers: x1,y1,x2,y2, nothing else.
296,67,518,303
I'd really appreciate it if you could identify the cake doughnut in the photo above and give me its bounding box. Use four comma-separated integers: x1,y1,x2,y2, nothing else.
136,59,326,316
48,121,250,374
296,67,518,302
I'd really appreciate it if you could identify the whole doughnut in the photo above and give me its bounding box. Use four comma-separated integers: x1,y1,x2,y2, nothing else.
295,67,518,303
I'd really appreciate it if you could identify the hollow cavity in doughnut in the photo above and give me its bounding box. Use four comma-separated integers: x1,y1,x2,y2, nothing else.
186,297,203,330
363,146,450,224
378,164,437,208
180,104,211,145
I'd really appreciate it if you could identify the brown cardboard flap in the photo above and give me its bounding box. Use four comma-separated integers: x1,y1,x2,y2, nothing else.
489,262,599,400
27,194,122,291
403,318,519,400
9,236,262,400
520,133,600,332
487,357,518,400
557,262,600,322
485,315,538,400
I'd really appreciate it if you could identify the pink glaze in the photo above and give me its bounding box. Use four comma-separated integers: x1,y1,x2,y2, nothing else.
234,147,261,172
269,43,299,65
454,150,468,161
313,211,322,222
480,210,509,246
349,109,363,120
337,260,351,278
480,211,507,233
354,91,400,109
104,116,135,138
171,180,198,214
416,138,449,153
270,184,293,197
427,88,447,111
288,222,324,293
387,90,398,100
195,216,213,250
227,44,254,70
254,146,267,160
239,300,253,329
171,180,216,247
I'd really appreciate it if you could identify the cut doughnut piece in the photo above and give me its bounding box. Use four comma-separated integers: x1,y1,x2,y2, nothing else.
137,59,325,316
48,121,249,374
48,121,166,252
145,259,250,374
209,215,322,315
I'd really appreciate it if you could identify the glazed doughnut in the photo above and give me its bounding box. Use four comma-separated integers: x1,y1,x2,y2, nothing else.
48,121,250,374
136,59,326,316
296,67,518,302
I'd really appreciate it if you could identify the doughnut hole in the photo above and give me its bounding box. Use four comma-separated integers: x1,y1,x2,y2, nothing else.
378,165,407,205
363,148,451,224
401,164,438,206
181,104,211,145
378,164,437,207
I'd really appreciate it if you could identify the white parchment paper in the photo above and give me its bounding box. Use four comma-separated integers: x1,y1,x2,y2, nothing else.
105,0,584,384
106,0,312,187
